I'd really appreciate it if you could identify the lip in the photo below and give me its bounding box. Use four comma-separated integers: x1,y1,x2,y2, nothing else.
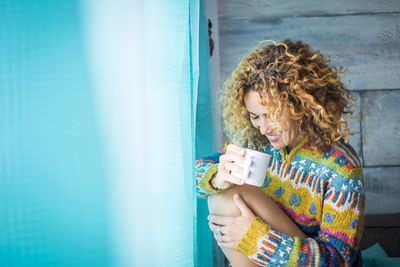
266,134,281,142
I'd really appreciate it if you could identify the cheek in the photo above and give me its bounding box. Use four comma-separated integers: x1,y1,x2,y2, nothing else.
250,119,259,128
280,119,290,131
283,123,299,142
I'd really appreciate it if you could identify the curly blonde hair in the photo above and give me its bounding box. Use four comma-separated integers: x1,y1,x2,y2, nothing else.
221,39,354,150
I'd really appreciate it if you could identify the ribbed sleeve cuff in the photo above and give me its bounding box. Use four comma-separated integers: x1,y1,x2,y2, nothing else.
236,217,270,256
199,164,220,194
287,237,301,266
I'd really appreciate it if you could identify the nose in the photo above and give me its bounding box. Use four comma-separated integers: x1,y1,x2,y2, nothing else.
259,117,270,135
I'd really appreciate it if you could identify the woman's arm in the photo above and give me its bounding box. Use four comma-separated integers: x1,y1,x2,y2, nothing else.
195,152,222,198
208,174,365,266
196,143,248,198
208,184,307,267
208,184,307,239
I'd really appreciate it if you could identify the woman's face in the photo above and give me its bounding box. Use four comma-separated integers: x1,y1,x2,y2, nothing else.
244,90,302,151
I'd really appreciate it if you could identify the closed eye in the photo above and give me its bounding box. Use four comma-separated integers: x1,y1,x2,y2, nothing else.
250,115,259,120
249,111,268,121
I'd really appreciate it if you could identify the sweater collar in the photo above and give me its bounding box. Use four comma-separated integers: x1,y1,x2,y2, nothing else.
280,135,309,164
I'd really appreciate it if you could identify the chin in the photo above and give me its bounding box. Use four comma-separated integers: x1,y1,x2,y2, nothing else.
270,142,285,150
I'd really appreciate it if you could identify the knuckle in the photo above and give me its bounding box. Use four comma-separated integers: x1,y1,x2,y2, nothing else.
218,165,226,174
224,177,232,184
226,177,238,185
227,144,235,151
224,228,232,236
233,163,241,171
231,178,242,185
233,176,242,182
235,154,245,163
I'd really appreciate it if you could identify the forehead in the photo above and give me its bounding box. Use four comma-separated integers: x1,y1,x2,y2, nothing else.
244,91,267,114
244,90,291,120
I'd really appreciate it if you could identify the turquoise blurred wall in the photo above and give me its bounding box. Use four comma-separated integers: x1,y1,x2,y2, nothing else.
0,1,111,266
0,0,200,266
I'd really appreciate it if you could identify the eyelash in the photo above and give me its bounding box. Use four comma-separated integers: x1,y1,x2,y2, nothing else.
250,116,259,120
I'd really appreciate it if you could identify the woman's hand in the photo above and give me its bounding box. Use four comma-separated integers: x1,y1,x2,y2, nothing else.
208,194,256,249
213,144,247,190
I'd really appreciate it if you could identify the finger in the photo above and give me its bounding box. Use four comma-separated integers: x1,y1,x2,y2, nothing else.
223,173,245,185
226,144,246,156
210,221,233,237
218,163,244,185
208,215,233,225
221,234,232,243
224,162,244,176
218,242,236,249
218,162,226,172
221,152,246,166
208,222,215,231
213,233,223,242
233,194,252,217
209,222,222,234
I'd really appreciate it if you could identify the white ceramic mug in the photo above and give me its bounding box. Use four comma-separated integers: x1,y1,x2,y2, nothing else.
232,148,272,186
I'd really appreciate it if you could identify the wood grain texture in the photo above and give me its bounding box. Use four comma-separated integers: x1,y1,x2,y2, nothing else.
346,92,362,162
215,1,400,261
364,167,400,192
361,90,400,165
219,0,400,19
364,166,400,214
365,191,400,214
219,14,400,90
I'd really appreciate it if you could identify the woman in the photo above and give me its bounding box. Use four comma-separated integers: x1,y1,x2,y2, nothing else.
195,40,364,266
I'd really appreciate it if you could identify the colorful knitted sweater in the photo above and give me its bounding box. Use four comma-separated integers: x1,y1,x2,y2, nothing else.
195,137,365,266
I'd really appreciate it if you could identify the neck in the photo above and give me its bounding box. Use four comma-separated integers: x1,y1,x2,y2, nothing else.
286,134,305,153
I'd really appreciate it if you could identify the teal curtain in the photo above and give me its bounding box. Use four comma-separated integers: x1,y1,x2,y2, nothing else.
194,1,215,266
0,1,111,266
0,0,199,266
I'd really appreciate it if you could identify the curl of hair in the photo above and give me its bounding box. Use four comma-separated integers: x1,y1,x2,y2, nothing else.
221,39,354,150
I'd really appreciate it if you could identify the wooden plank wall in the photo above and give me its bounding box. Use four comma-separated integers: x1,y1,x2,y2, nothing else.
216,0,400,258
218,0,400,215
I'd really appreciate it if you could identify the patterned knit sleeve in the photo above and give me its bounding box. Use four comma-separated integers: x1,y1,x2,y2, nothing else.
195,150,224,198
236,166,365,266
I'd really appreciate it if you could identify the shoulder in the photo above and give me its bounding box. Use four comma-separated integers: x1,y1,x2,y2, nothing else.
299,138,361,171
327,139,364,193
327,139,361,169
298,139,364,192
